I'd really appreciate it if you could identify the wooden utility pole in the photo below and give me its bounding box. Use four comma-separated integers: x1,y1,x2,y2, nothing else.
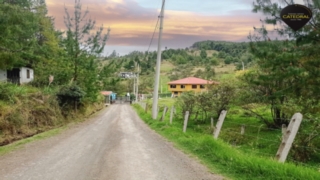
152,0,165,119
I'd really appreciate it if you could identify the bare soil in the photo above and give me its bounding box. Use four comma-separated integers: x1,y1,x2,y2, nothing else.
0,104,224,180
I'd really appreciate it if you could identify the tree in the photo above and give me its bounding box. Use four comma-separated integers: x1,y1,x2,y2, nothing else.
108,50,117,58
31,0,70,86
63,0,110,101
247,0,320,162
0,2,39,69
200,49,207,59
242,0,320,127
64,0,110,82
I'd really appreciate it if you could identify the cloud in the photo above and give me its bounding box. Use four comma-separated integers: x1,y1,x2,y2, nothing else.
46,0,263,55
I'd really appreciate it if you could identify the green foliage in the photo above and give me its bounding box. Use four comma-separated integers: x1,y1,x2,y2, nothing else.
0,83,37,103
192,41,248,59
175,80,237,123
224,56,233,64
200,49,207,59
133,104,320,180
62,0,112,101
56,84,85,109
0,3,39,69
244,0,320,128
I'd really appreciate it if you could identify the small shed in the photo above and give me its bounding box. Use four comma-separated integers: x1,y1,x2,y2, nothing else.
101,91,117,104
0,67,34,84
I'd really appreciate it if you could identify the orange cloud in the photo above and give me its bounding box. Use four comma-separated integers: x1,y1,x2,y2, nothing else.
46,0,263,52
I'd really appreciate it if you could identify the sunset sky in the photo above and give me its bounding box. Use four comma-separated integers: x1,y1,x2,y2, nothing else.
46,0,304,56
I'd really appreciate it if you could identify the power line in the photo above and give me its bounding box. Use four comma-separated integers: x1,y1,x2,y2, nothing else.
147,17,160,53
146,0,164,54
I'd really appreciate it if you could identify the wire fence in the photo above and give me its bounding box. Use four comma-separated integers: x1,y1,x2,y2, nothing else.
221,120,320,168
136,102,320,170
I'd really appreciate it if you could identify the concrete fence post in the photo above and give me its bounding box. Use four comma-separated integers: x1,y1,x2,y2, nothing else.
160,106,168,121
211,117,214,129
241,125,246,135
183,111,190,133
281,124,287,141
213,110,227,139
276,113,303,163
169,106,174,124
145,103,148,113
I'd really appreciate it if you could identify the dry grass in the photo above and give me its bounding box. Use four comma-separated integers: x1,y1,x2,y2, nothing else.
214,64,236,73
160,61,174,74
0,83,104,146
188,50,219,57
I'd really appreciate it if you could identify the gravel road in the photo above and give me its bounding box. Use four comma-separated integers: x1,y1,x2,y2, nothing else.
0,104,224,180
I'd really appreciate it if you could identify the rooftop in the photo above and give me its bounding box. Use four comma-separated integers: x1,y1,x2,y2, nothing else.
168,77,219,85
100,91,113,96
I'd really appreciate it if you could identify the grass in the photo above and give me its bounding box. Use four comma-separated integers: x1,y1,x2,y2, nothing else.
188,50,219,57
144,98,176,107
0,126,66,156
133,104,320,180
160,61,174,74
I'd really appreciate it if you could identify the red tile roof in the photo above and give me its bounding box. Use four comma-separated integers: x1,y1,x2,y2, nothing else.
168,77,219,85
101,91,113,96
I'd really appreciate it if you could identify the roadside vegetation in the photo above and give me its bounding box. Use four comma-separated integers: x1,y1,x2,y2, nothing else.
1,1,320,179
131,0,320,178
133,103,320,180
0,0,121,146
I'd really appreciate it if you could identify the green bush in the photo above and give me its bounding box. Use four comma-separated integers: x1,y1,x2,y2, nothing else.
56,84,85,110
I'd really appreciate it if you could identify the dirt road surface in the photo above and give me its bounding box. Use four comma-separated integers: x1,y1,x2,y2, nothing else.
0,104,224,180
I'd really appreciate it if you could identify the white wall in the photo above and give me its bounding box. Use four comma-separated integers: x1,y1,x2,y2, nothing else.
0,69,7,82
20,67,34,84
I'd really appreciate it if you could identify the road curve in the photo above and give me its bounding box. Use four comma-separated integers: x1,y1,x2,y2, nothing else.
0,104,223,180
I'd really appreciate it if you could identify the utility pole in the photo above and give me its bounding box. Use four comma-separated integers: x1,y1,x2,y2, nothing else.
133,73,135,100
136,64,139,102
160,78,163,94
152,0,165,119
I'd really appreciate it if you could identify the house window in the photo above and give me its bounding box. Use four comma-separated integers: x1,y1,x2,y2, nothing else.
181,85,186,89
170,85,176,88
27,69,30,79
174,92,178,95
200,85,205,89
192,85,197,89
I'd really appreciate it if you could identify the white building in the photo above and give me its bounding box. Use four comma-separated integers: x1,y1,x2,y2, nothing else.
0,67,34,84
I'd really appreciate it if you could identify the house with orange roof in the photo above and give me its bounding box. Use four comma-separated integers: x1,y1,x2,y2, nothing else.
167,77,219,97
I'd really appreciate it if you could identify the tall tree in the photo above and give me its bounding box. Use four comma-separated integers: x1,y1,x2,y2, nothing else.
241,0,320,127
0,1,38,69
63,0,110,82
31,0,70,86
63,0,110,101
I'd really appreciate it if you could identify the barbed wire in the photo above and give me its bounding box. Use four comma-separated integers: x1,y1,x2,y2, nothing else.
223,120,320,137
230,132,281,144
223,121,284,132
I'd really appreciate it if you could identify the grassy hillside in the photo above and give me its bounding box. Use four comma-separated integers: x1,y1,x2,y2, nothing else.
0,83,104,146
133,99,320,180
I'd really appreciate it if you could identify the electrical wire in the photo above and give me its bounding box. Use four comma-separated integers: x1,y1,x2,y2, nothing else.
146,0,164,54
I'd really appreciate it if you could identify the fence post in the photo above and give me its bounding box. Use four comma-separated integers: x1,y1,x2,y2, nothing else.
276,113,303,163
160,106,168,121
145,103,148,113
183,111,189,133
211,117,214,129
241,125,246,135
213,110,227,139
281,124,287,141
169,106,174,124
